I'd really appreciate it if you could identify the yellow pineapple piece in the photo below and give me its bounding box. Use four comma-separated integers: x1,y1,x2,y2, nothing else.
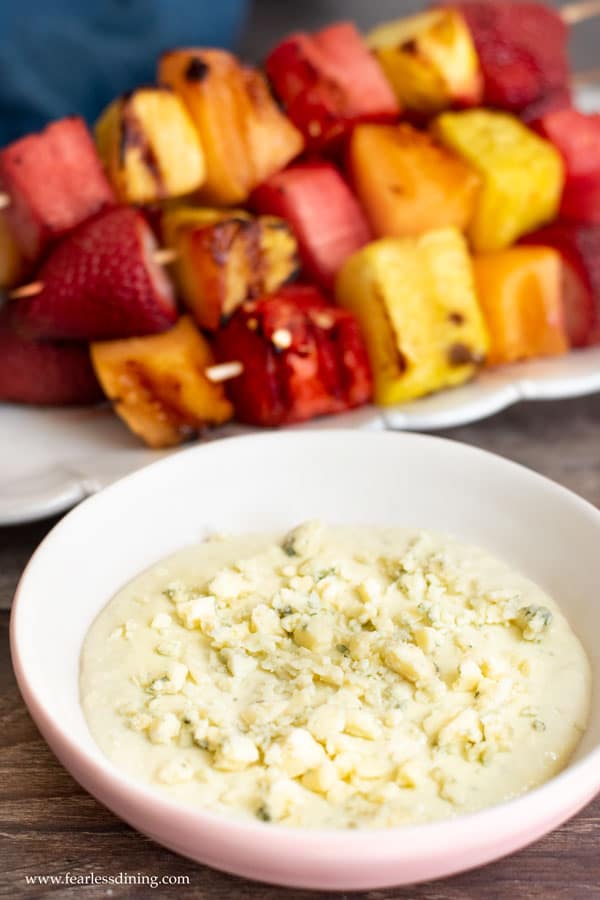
335,228,489,405
158,49,304,205
367,9,482,117
162,206,299,330
432,110,565,252
95,88,206,204
0,209,26,287
161,206,227,240
91,317,233,448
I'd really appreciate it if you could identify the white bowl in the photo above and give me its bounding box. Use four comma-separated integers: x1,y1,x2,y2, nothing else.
10,431,600,891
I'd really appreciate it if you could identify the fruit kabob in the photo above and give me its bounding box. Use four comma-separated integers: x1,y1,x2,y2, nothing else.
0,52,374,444
264,3,600,398
2,1,600,446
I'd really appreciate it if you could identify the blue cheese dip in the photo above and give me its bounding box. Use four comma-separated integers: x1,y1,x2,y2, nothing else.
80,521,591,829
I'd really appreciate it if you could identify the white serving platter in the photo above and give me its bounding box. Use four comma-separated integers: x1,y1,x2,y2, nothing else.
4,347,600,526
382,346,600,431
0,404,383,525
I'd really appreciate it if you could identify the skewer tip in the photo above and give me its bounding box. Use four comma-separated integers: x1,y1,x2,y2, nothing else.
153,247,178,267
8,281,44,301
562,0,600,25
205,361,244,383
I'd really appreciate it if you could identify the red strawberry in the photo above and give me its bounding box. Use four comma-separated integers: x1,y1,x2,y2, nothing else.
12,206,178,341
0,117,116,262
214,285,372,426
521,223,600,347
448,2,570,120
251,162,371,290
0,305,102,406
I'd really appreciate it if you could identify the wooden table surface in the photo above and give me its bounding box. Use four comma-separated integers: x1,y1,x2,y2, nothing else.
2,396,600,899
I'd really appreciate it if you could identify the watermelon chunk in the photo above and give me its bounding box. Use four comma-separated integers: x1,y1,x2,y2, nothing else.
533,108,600,224
251,162,371,289
266,22,400,151
0,117,115,261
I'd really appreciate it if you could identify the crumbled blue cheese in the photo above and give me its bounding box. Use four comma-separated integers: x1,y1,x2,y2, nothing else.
214,735,260,771
151,613,172,631
80,522,591,829
148,713,181,744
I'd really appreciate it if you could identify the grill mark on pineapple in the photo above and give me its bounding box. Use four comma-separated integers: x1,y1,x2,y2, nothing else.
447,342,484,367
209,220,242,269
119,103,166,199
185,58,210,82
117,360,205,443
243,221,266,298
398,39,418,54
282,265,301,287
209,220,267,318
210,220,253,322
371,281,408,375
264,218,292,231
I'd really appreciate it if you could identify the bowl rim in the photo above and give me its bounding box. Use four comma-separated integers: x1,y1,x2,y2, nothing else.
10,429,600,855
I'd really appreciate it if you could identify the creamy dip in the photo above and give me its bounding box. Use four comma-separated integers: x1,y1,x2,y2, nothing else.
80,522,591,829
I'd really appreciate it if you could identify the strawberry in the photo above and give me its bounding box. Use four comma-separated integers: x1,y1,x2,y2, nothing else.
532,109,600,224
250,162,371,290
0,305,102,406
447,2,570,120
12,206,178,341
214,284,372,426
266,22,400,152
0,117,116,262
521,223,600,347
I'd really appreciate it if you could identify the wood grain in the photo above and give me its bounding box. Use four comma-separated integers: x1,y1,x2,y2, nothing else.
2,395,600,898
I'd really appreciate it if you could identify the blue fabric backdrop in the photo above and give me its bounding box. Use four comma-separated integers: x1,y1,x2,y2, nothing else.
0,0,249,143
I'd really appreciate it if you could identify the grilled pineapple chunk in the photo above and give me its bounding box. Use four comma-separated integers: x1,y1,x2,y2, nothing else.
336,228,489,405
367,9,483,116
432,110,565,252
91,317,233,448
159,49,304,205
0,209,26,287
162,207,298,331
95,88,206,204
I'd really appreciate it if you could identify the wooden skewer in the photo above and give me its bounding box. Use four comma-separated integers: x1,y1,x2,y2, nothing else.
0,193,9,211
152,247,178,266
204,361,244,383
5,264,248,384
7,249,178,301
561,0,600,24
572,67,600,88
8,281,44,300
3,281,245,382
